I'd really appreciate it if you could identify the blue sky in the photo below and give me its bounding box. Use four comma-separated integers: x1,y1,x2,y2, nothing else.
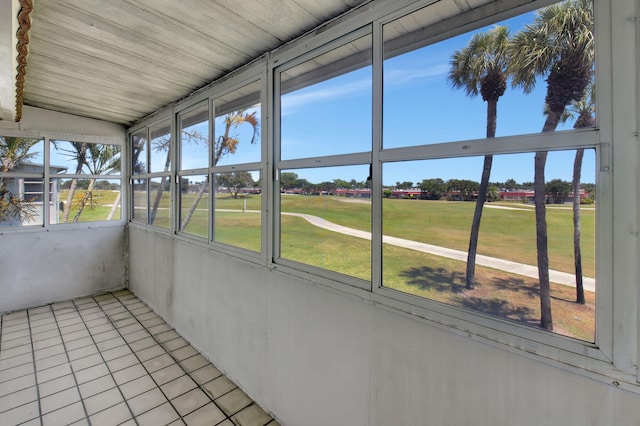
280,9,596,187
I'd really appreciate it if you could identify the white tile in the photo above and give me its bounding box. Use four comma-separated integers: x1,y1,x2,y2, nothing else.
112,363,147,385
78,374,117,399
128,388,167,416
179,355,209,373
231,404,274,426
83,386,124,415
101,345,133,361
135,402,179,426
0,400,39,425
41,401,86,426
119,374,157,399
171,388,210,417
0,343,32,360
215,388,252,416
202,376,237,399
75,363,110,384
160,375,197,400
129,337,157,352
150,363,185,386
136,345,166,362
40,386,80,414
0,352,33,371
37,363,72,384
0,362,33,383
89,401,133,426
183,403,226,426
106,353,138,372
0,371,35,397
71,353,104,372
143,354,175,373
36,353,68,371
0,386,38,412
171,345,198,362
39,373,77,397
67,344,99,361
190,364,222,385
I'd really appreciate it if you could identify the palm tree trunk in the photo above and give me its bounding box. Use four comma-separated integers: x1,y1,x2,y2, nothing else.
465,99,497,289
573,148,585,304
62,178,78,223
72,178,96,223
180,176,208,231
534,108,566,331
106,191,121,221
535,151,553,330
149,149,171,224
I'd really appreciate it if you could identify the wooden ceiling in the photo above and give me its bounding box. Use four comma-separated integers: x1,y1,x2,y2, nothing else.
23,0,369,125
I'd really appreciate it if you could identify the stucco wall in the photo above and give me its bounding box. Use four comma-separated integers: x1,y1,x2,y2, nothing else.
128,227,640,426
0,106,127,313
0,226,126,313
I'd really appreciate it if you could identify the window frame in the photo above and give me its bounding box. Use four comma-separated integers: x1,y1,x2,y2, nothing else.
126,0,640,389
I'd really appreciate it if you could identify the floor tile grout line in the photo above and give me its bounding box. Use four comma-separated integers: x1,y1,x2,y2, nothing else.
48,301,93,425
111,291,233,422
98,292,192,423
26,306,44,426
72,295,138,426
119,291,275,424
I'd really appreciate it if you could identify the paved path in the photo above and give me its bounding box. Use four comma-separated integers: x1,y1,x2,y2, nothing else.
283,211,595,292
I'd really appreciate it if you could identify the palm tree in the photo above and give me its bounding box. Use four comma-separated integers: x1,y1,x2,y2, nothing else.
550,83,595,304
448,25,511,289
71,144,120,222
510,0,594,330
0,136,39,223
56,141,89,223
180,110,259,230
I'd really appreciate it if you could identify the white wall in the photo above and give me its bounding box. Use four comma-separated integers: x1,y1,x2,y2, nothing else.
0,226,126,313
129,227,640,426
0,106,127,313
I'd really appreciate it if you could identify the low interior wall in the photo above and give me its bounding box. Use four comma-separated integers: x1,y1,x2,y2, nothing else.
128,226,639,426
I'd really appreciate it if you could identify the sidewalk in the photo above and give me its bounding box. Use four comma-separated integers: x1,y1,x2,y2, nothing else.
284,212,595,292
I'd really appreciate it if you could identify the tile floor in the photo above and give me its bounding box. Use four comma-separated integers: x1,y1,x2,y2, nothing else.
0,290,279,426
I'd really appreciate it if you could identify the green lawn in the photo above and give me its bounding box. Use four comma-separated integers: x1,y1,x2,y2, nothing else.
122,192,598,340
58,189,121,222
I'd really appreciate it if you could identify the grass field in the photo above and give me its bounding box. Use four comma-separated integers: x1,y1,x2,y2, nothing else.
58,189,121,222
130,191,596,340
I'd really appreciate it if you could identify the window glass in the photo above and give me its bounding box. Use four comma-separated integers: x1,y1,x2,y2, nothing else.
215,81,261,166
279,165,371,281
150,121,171,173
382,4,595,148
53,178,122,223
0,177,44,227
280,34,372,160
1,136,45,227
180,104,210,170
51,141,121,175
132,178,148,224
382,150,596,341
1,136,43,170
149,177,171,229
179,174,209,237
131,130,147,175
214,171,261,251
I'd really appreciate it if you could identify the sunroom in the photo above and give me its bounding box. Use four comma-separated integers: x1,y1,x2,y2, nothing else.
1,0,640,425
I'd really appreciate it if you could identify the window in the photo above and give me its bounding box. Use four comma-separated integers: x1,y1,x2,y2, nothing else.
0,136,44,227
129,0,623,374
178,103,210,238
51,140,122,223
376,1,598,342
212,79,262,252
276,31,372,285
